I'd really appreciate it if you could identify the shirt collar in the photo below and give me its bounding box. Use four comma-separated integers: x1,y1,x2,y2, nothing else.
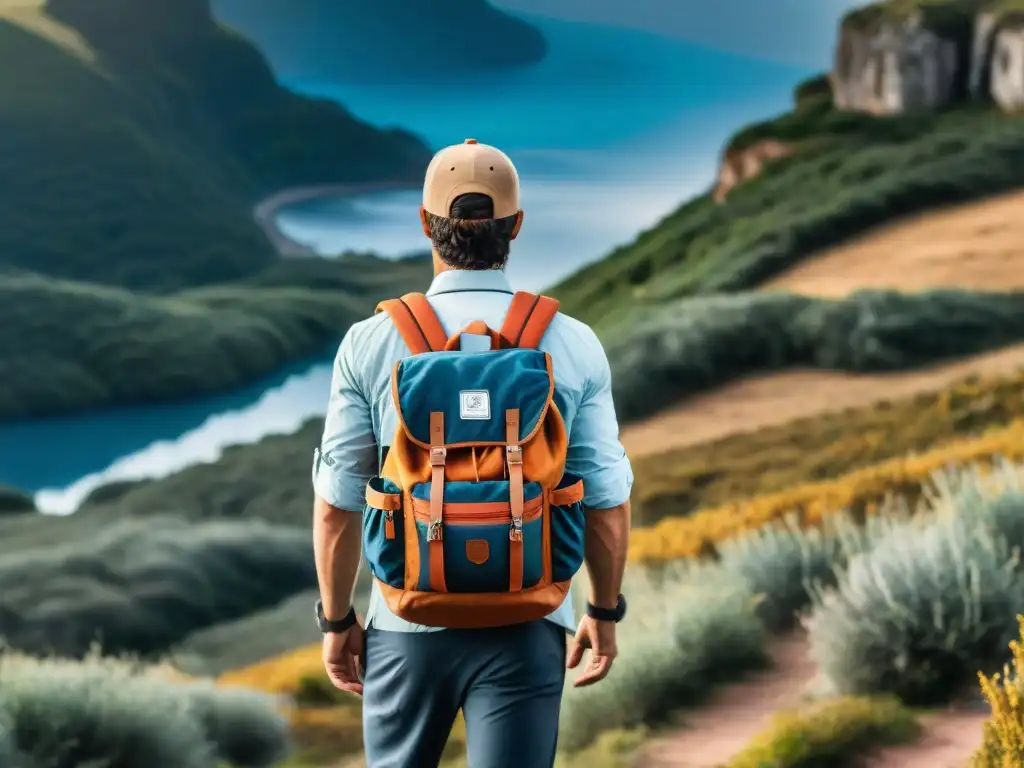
425,269,514,296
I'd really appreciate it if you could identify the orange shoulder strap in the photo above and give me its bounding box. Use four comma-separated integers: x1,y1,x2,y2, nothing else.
500,291,559,349
375,293,448,355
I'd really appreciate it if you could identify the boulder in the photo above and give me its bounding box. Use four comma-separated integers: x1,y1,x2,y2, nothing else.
988,13,1024,111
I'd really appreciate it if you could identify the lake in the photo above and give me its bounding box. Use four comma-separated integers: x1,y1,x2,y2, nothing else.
1,11,816,512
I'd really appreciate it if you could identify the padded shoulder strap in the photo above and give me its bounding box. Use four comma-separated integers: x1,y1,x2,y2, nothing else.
499,291,560,349
375,292,448,355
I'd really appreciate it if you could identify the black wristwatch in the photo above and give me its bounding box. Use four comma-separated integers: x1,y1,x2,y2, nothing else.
586,594,627,623
315,599,358,633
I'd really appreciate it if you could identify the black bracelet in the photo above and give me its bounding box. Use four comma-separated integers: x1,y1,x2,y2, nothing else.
315,600,357,633
586,594,627,623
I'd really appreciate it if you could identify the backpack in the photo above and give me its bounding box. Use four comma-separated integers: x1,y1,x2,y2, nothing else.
361,290,587,628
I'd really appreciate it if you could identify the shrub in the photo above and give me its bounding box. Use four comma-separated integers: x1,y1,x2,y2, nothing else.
0,650,290,768
557,564,768,751
726,695,919,768
605,288,1024,424
974,615,1024,767
629,418,1024,564
0,516,318,658
805,467,1024,704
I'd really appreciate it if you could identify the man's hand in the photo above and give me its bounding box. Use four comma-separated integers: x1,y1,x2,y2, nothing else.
567,615,618,687
322,614,365,695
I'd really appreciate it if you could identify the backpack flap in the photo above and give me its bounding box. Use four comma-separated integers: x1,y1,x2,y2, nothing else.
393,348,554,447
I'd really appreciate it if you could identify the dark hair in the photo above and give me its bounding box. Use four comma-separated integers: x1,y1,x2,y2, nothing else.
424,193,518,270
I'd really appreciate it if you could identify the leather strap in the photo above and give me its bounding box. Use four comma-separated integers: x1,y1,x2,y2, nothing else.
375,293,446,355
499,291,540,348
517,295,560,349
550,478,585,507
428,411,447,592
505,408,524,592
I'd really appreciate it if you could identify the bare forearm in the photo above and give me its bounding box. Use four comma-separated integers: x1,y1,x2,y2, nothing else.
313,494,362,619
583,501,631,609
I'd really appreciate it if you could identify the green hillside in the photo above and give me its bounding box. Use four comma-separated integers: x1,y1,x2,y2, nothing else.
0,0,431,291
0,254,431,421
548,89,1024,329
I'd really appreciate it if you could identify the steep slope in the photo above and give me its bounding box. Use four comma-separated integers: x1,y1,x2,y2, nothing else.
0,0,431,291
212,0,547,81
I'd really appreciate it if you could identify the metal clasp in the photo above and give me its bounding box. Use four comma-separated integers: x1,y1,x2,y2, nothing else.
429,447,447,466
427,520,443,541
509,517,523,542
505,445,523,465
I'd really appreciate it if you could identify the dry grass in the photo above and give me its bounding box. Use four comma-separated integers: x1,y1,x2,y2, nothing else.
629,418,1024,563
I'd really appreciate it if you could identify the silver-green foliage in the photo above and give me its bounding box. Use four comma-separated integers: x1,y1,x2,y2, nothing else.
805,463,1024,704
0,651,290,768
557,562,767,751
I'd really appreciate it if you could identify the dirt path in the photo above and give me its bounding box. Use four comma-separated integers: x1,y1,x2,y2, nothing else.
636,632,817,767
620,343,1024,460
633,631,987,767
760,190,1024,298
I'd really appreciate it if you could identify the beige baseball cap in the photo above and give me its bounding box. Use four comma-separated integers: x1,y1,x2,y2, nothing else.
422,138,520,219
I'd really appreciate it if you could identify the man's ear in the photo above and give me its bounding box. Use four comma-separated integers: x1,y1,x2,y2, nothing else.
511,210,523,240
419,206,431,238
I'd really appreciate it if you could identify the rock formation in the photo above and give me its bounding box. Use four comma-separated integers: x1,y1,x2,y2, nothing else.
713,140,792,202
985,13,1024,111
830,9,960,114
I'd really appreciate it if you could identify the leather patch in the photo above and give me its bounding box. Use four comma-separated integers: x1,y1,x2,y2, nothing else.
466,540,489,565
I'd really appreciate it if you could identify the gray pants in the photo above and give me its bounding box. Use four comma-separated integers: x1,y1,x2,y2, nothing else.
361,620,567,767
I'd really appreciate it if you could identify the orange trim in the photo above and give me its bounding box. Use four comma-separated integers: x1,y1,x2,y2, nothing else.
401,293,448,351
550,479,584,507
410,496,543,522
376,298,432,355
390,353,557,451
506,408,524,592
428,412,447,593
465,540,490,565
365,485,402,511
378,580,571,628
517,295,559,349
541,495,552,582
443,320,503,351
499,291,539,347
403,489,420,590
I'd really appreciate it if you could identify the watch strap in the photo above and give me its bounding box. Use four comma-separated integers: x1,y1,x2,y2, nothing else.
316,600,357,633
586,594,626,623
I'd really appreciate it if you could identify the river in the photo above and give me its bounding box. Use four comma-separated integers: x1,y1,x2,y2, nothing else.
2,11,817,513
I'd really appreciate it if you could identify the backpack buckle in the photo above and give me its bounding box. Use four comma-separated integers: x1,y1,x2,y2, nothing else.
505,445,523,465
429,447,447,466
427,520,443,541
509,517,523,542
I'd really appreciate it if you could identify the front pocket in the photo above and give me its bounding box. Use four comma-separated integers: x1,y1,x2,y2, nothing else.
549,474,585,582
362,476,405,589
411,481,544,593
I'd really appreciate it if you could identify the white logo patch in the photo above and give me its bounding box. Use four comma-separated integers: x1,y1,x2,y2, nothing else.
459,390,491,420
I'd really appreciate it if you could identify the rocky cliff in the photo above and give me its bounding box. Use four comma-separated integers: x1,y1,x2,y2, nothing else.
831,0,1024,115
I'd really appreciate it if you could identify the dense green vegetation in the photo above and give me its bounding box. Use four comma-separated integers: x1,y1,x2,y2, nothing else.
0,255,431,421
0,0,430,291
549,101,1024,328
213,0,547,81
605,288,1024,424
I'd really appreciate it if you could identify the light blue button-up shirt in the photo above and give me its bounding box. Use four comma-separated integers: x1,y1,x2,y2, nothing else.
313,267,633,633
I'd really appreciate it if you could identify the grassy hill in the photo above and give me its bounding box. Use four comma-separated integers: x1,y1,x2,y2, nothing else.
0,254,431,421
0,0,431,291
548,88,1024,329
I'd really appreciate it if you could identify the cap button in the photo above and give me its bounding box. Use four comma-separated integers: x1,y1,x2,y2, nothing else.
464,138,478,144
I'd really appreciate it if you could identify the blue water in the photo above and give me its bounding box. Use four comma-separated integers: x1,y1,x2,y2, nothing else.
1,12,820,512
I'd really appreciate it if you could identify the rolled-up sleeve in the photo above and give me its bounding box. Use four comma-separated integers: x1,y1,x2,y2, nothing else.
312,328,377,512
565,333,634,510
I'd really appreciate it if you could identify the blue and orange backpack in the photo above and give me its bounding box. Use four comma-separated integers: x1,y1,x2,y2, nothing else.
361,290,587,628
